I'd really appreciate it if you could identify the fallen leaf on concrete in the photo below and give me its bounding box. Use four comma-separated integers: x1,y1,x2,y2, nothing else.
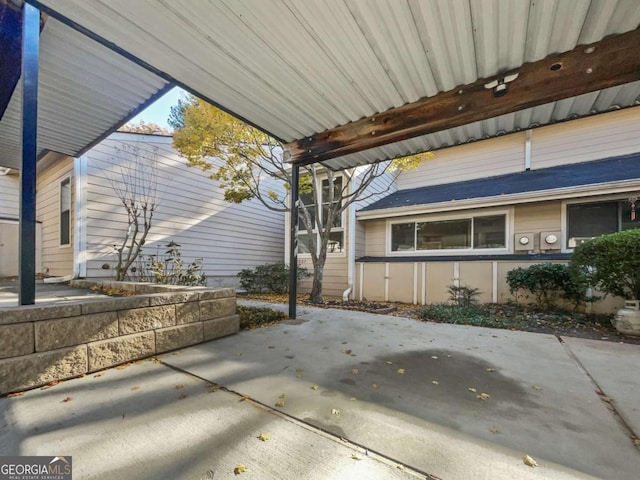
278,393,286,399
172,352,180,356
523,455,538,467
432,380,439,385
331,408,341,415
257,433,271,441
234,464,247,475
490,427,500,433
446,355,453,358
468,387,477,393
236,352,243,356
175,384,184,389
275,400,286,407
340,349,352,355
477,393,490,400
431,356,439,360
349,397,357,401
486,368,495,372
601,396,613,403
178,394,187,400
351,453,361,460
531,385,543,391
7,392,24,398
385,361,393,365
310,385,319,390
93,373,104,378
372,383,378,389
352,368,359,375
239,395,250,402
130,386,140,391
62,397,73,403
295,369,304,378
397,368,405,374
209,385,220,393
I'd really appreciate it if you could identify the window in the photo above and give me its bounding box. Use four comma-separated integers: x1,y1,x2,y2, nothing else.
60,178,71,246
566,199,640,248
391,214,506,252
298,176,344,254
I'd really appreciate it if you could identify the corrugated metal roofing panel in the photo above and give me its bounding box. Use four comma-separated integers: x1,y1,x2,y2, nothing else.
0,16,169,170
28,0,640,170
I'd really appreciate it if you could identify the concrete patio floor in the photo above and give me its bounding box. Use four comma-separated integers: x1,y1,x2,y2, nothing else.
0,279,109,308
1,303,639,479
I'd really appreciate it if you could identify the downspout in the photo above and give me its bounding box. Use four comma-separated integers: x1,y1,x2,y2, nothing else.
44,155,88,283
343,169,356,302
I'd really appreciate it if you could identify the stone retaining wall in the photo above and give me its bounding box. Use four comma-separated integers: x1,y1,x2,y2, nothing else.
0,289,239,395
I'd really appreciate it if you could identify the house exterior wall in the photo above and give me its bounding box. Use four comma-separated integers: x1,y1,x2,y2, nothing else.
289,164,398,299
398,108,640,191
36,157,74,277
356,107,640,314
83,133,284,287
0,174,19,219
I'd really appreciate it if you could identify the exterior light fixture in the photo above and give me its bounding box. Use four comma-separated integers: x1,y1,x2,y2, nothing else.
485,73,519,97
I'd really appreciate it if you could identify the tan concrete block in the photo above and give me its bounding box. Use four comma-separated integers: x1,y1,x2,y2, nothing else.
118,305,176,334
200,298,236,321
87,332,156,372
35,312,118,352
203,315,240,341
176,301,200,324
81,296,150,315
69,279,92,288
155,323,203,353
133,283,161,294
199,288,235,300
0,304,82,326
148,292,199,306
0,346,87,395
0,323,34,359
110,281,139,292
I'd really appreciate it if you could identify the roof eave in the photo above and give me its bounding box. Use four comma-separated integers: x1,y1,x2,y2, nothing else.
356,179,640,220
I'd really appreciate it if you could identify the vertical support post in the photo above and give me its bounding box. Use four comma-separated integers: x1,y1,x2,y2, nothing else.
288,164,300,319
19,3,40,305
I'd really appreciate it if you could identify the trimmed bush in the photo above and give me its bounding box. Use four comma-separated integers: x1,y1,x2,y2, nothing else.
238,262,310,294
506,263,589,308
570,229,640,300
237,305,285,330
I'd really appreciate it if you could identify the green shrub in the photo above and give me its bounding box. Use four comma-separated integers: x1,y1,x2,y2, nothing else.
570,229,640,300
237,305,285,330
447,284,481,306
237,262,310,294
506,263,589,308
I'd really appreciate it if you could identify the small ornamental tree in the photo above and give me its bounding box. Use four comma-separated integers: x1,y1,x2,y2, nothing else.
570,229,640,300
106,144,159,281
170,95,431,303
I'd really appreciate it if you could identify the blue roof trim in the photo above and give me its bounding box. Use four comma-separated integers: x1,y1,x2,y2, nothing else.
357,254,572,263
360,153,640,212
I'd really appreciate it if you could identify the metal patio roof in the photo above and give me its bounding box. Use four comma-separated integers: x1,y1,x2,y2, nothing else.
28,0,640,171
0,13,170,170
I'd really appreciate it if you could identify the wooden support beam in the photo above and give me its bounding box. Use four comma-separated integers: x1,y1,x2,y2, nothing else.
285,29,640,166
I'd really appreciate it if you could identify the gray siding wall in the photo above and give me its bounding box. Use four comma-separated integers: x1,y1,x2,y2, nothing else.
84,133,284,286
0,174,19,219
397,107,640,190
36,157,74,277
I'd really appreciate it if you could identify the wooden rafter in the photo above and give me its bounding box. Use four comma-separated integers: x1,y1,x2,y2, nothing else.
284,28,640,166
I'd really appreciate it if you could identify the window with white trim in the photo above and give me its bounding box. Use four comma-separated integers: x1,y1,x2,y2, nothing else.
298,176,344,254
60,177,71,246
390,214,506,252
566,199,639,248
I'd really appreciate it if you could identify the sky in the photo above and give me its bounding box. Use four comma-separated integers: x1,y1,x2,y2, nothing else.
129,87,187,130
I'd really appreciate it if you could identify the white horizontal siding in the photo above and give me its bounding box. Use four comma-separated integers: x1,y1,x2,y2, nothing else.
84,134,284,281
397,133,526,190
0,174,19,219
531,108,640,170
36,158,74,276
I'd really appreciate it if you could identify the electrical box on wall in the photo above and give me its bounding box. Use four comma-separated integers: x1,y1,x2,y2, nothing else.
514,233,535,251
541,231,562,250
